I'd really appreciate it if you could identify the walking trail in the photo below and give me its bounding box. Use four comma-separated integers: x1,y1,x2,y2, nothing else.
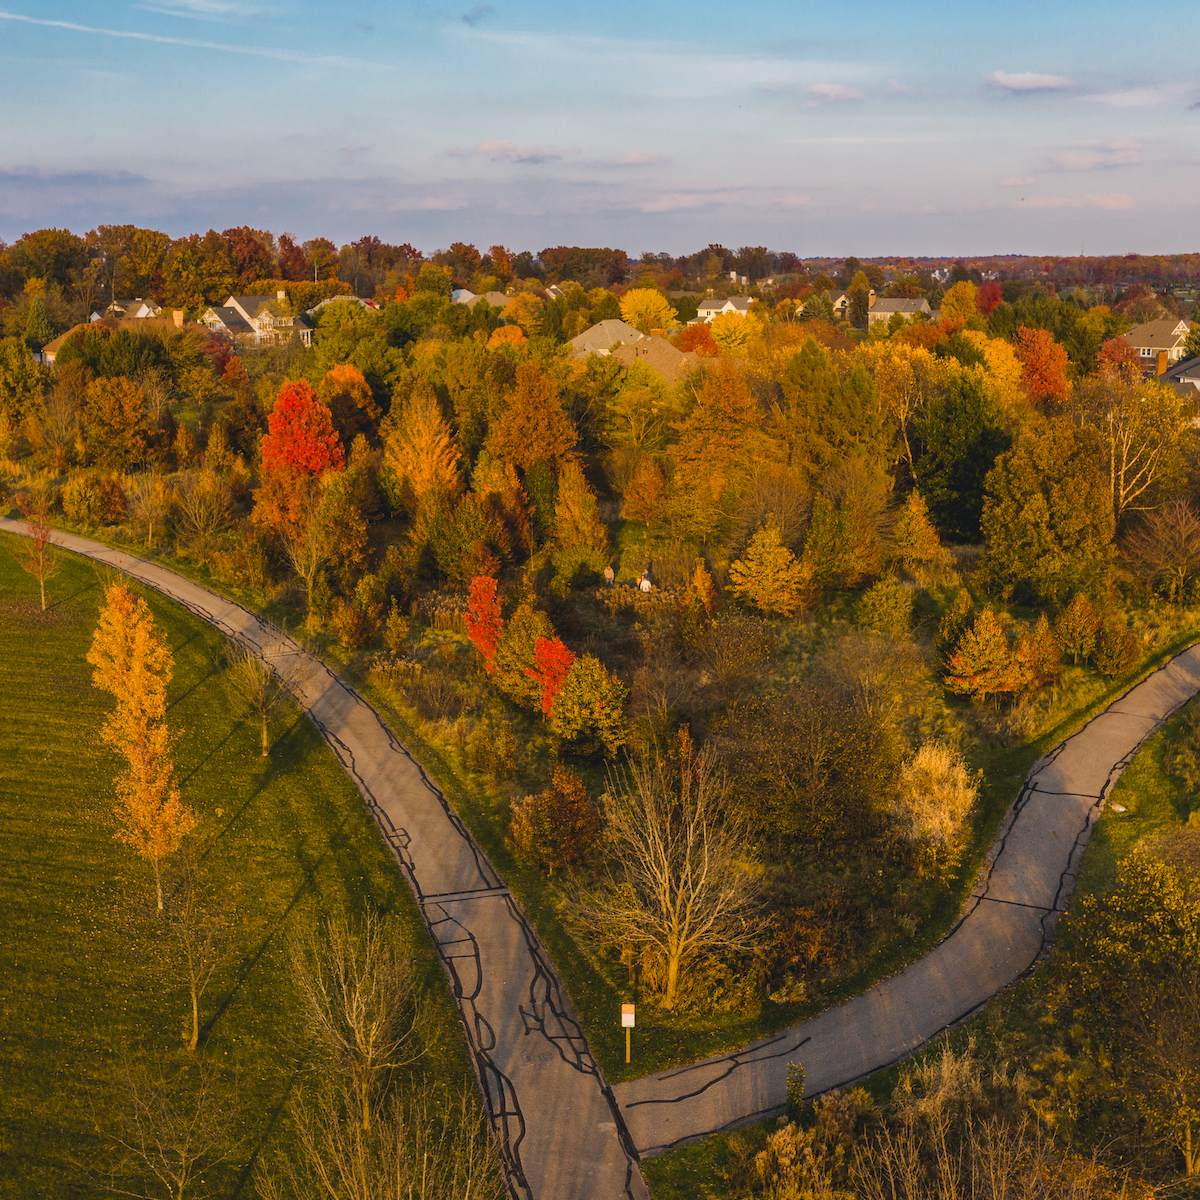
7,518,1199,1193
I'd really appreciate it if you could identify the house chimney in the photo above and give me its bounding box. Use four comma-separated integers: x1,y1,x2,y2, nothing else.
277,289,287,301
1157,350,1169,376
173,310,184,328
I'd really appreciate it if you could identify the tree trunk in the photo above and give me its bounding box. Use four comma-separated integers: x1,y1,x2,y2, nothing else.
261,711,269,757
665,952,680,1009
39,576,46,612
189,976,199,1052
154,856,164,912
1186,1120,1196,1176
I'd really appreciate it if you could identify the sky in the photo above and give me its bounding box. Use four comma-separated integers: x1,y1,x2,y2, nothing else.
1,0,1198,257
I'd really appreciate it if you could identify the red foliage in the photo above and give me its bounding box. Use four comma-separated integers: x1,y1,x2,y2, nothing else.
975,280,1003,317
525,636,575,716
277,234,309,282
623,458,665,523
1097,335,1140,379
261,381,345,477
1014,326,1071,407
673,324,720,356
898,321,946,352
465,575,504,672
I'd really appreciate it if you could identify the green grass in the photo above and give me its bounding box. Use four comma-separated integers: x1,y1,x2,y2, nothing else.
0,535,474,1199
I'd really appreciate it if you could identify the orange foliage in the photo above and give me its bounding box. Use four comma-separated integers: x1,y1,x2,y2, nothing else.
673,324,720,356
1015,326,1071,406
486,361,577,472
488,325,528,349
1097,335,1140,379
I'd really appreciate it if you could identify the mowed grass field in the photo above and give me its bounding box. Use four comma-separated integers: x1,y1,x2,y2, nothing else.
0,534,473,1198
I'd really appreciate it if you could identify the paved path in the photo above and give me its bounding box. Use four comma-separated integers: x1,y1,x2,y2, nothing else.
9,520,1200,1183
612,643,1200,1154
0,520,648,1200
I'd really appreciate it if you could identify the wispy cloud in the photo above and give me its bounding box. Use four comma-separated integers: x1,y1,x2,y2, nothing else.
640,187,811,213
0,9,386,67
1084,82,1195,106
1018,193,1134,209
1000,176,1036,187
461,3,493,27
808,82,865,103
986,70,1074,92
1041,139,1141,171
448,140,577,164
617,152,666,166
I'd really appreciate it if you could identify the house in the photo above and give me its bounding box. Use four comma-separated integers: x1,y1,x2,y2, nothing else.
569,319,645,357
695,296,754,323
451,289,510,309
866,297,931,328
203,291,314,346
1124,318,1194,374
609,337,701,386
42,309,193,365
90,297,163,322
826,288,876,320
1160,353,1200,397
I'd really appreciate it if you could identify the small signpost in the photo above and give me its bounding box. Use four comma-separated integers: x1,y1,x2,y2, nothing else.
621,1003,635,1063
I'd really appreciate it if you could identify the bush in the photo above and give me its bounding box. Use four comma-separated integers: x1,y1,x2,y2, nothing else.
890,743,979,879
1093,615,1138,678
857,577,913,635
550,541,605,597
62,473,126,526
509,765,600,872
329,573,384,650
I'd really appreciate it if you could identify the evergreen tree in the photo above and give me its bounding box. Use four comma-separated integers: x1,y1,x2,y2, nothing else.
943,608,1023,702
728,521,809,616
1055,592,1100,665
891,490,949,574
1014,613,1062,691
548,655,628,754
24,298,53,352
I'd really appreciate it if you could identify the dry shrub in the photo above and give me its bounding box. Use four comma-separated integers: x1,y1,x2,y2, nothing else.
63,473,126,525
890,743,979,879
466,715,519,780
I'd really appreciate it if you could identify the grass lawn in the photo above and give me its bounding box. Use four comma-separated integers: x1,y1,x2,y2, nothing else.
0,534,474,1199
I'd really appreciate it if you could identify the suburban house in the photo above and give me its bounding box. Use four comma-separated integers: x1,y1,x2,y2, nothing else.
827,288,876,320
866,297,931,328
90,297,162,322
451,289,510,309
569,319,699,384
695,296,754,323
202,291,314,346
1124,318,1195,374
43,310,195,365
1160,353,1200,397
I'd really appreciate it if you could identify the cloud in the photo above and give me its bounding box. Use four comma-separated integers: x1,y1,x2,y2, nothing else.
1085,82,1195,106
134,0,245,19
807,82,864,103
888,79,914,93
461,3,493,27
1017,193,1135,209
339,144,372,156
1041,139,1141,171
986,70,1074,92
639,187,811,213
0,9,388,67
1000,176,1036,186
448,140,576,164
617,152,666,166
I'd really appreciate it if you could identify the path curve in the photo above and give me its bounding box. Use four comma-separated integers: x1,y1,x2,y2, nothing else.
612,642,1200,1154
9,520,1200,1179
0,520,648,1200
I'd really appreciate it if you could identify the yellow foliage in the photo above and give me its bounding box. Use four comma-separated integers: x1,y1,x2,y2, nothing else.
618,288,677,333
959,330,1027,412
383,382,462,514
501,292,545,335
710,311,750,357
940,280,978,325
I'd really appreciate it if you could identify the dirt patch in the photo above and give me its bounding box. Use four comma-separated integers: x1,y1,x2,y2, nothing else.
0,600,86,635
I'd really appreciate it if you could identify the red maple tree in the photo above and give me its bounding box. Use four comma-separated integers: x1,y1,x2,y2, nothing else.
1014,326,1070,407
526,636,575,715
261,381,345,477
975,280,1003,316
674,324,720,357
1097,335,1140,379
465,575,504,672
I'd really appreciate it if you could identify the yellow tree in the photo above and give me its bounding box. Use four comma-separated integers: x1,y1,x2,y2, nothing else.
709,311,750,357
88,582,197,911
619,288,677,333
939,280,978,325
383,382,462,516
728,521,809,615
500,292,545,336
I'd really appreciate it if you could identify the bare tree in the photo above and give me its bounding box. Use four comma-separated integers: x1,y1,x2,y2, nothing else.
12,491,59,611
254,1080,506,1200
168,861,243,1053
97,1052,240,1200
695,615,775,710
289,911,427,1131
127,473,171,551
1121,500,1200,606
284,506,332,630
174,470,231,563
223,640,296,756
572,733,767,1009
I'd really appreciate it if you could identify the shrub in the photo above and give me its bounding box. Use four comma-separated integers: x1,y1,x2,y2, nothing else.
509,765,600,872
329,573,384,650
857,577,913,635
62,473,126,526
890,742,979,878
1093,615,1138,678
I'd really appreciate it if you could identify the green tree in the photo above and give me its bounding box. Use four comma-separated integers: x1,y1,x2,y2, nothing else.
548,655,628,754
727,521,809,615
981,419,1114,605
0,335,51,424
847,270,872,328
492,602,555,709
915,373,1011,542
24,298,54,352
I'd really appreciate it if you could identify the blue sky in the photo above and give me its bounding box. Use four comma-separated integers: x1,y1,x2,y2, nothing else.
1,0,1198,256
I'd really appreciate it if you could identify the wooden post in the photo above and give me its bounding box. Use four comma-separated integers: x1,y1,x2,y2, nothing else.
621,1003,635,1064
626,1026,631,1064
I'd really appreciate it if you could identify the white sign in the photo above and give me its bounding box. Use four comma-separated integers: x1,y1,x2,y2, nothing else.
621,1004,635,1028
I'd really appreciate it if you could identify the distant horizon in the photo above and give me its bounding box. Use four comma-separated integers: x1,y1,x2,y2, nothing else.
3,1,1197,254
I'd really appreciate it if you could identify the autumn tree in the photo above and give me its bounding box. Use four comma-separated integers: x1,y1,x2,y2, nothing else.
88,581,197,910
709,311,751,357
939,280,978,326
619,288,677,333
1122,501,1200,605
525,635,575,715
1015,613,1062,691
548,655,629,754
728,520,809,616
571,733,766,1009
1097,335,1140,379
1014,326,1070,407
82,376,149,469
492,602,555,708
1055,592,1100,665
12,491,59,611
383,381,462,519
464,575,503,671
553,459,608,553
223,640,295,756
942,608,1024,703
510,765,601,872
890,490,949,577
485,361,577,472
981,419,1114,605
318,362,380,450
